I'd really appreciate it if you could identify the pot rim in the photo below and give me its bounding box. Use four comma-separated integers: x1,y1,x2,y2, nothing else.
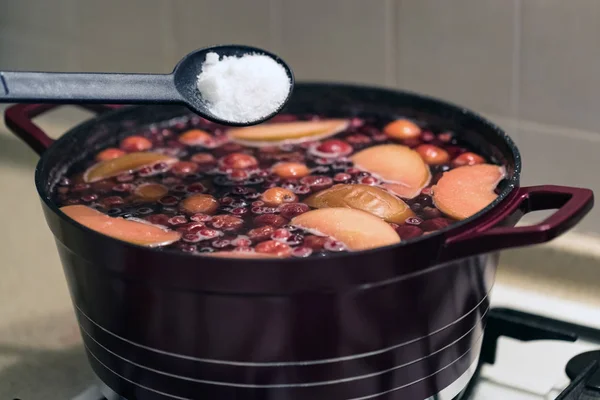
34,82,522,263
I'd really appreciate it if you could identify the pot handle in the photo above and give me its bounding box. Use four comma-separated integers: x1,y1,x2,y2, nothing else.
4,104,122,156
441,185,594,261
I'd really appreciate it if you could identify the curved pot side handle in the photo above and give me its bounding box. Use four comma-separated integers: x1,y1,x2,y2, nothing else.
441,185,594,261
4,104,122,156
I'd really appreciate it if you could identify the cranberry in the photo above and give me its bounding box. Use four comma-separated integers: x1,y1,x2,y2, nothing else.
159,195,180,206
422,206,442,219
198,247,215,253
334,173,351,182
71,183,90,192
168,215,188,225
452,152,485,167
162,177,182,185
360,176,379,185
405,217,423,225
230,169,249,180
346,168,361,175
182,233,203,243
232,236,252,247
373,133,388,142
220,143,244,153
402,138,421,148
172,184,188,193
231,207,248,215
286,234,304,246
438,132,454,143
137,166,154,177
211,239,231,249
445,146,467,158
65,198,81,205
394,225,424,239
292,247,313,258
248,225,275,242
324,239,346,252
171,161,199,176
79,194,97,202
116,173,135,182
420,187,433,196
420,217,452,232
293,185,311,195
252,201,265,207
315,139,352,156
120,136,152,152
145,214,170,226
232,186,255,196
254,214,287,228
272,162,310,179
184,222,206,233
416,144,450,165
255,240,292,257
220,153,258,169
346,134,371,145
421,131,435,142
272,228,291,240
190,213,212,222
99,196,124,208
178,244,197,253
113,183,134,193
299,176,333,191
199,228,222,239
303,235,328,250
279,203,310,219
187,183,206,193
210,215,244,231
245,192,261,200
191,153,216,165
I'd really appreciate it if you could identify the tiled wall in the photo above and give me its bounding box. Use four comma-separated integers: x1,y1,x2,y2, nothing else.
1,0,599,234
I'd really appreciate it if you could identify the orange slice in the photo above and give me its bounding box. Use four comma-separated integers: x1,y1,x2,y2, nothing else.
83,152,178,183
432,164,506,220
305,184,415,224
291,208,400,251
60,205,181,247
227,119,349,147
351,144,431,199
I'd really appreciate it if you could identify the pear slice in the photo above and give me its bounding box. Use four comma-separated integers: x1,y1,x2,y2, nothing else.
228,119,349,147
291,208,400,251
305,184,415,224
350,144,431,199
61,205,181,247
83,152,178,183
432,164,506,220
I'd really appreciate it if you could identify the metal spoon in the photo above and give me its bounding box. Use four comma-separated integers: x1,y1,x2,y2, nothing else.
0,44,295,127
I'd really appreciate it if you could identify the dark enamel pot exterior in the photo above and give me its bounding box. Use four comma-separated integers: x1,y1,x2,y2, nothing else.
5,83,594,400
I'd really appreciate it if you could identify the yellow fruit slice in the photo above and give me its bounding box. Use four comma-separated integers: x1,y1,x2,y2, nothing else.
305,184,415,224
351,144,431,199
432,164,506,220
291,208,400,251
228,119,349,147
61,205,181,247
83,152,178,183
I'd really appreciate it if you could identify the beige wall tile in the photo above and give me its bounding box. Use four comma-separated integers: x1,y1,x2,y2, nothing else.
279,0,393,86
0,0,74,37
519,0,600,133
171,0,273,60
0,30,78,71
515,123,600,234
396,0,518,117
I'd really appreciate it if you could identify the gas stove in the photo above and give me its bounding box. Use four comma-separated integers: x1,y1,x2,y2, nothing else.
71,304,600,400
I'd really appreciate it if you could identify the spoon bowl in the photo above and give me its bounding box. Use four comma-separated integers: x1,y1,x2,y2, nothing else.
0,44,295,126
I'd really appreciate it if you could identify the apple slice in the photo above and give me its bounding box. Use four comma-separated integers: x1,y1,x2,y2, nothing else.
432,164,506,220
305,184,415,224
350,144,431,199
291,208,400,251
83,152,178,183
60,205,181,247
227,119,349,147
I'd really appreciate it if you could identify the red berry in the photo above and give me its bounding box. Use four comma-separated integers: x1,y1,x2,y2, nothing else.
299,176,333,191
248,225,275,242
220,153,258,169
420,217,452,232
324,239,346,252
255,240,292,257
120,136,152,152
360,176,379,185
334,173,351,182
316,139,352,156
292,247,313,258
168,215,188,225
405,217,423,225
279,203,310,219
209,215,244,232
187,183,206,193
145,214,170,226
190,213,212,222
254,214,287,228
171,161,199,176
394,225,424,239
272,228,291,240
303,235,328,250
345,134,371,145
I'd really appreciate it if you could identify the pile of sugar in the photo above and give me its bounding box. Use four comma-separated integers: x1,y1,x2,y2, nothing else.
196,52,291,123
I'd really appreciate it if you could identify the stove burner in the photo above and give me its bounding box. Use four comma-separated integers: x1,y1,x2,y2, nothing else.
567,351,600,390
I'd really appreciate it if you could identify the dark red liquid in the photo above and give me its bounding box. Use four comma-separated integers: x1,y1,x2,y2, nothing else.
52,114,497,258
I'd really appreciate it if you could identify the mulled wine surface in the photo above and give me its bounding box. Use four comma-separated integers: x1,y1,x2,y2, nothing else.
52,114,505,258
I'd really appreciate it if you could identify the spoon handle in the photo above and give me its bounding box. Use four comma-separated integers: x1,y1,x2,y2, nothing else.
0,71,181,104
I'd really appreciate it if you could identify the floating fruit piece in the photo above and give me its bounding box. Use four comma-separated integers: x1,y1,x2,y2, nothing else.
451,152,486,167
291,208,400,251
220,153,258,169
351,144,431,199
384,119,421,140
134,183,169,201
60,205,180,247
228,119,349,147
255,240,293,257
261,187,298,207
96,148,126,161
120,136,153,152
313,139,353,157
206,251,282,259
305,184,415,224
272,162,310,179
415,144,450,165
191,153,216,165
83,152,178,183
179,129,212,146
180,194,219,215
432,164,506,220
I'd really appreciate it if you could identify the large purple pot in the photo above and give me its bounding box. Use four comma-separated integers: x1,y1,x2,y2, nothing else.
5,84,593,400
